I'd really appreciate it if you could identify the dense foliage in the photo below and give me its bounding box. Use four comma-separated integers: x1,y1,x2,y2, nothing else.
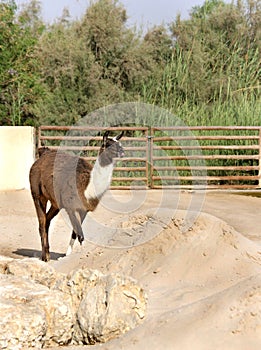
0,0,260,126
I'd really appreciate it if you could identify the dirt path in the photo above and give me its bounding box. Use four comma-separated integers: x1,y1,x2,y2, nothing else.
0,189,260,350
0,189,260,260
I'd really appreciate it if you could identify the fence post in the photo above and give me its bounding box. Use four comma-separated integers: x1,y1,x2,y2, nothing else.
258,128,261,188
37,126,42,149
146,127,153,188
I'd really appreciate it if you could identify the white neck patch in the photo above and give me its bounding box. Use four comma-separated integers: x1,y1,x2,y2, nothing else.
84,159,114,200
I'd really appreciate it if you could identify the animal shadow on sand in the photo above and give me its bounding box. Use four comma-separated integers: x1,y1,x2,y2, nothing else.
12,248,65,260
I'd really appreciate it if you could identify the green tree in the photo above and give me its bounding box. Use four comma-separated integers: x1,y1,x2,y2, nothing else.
34,0,154,125
190,0,225,18
144,25,173,64
0,0,44,125
1,0,258,126
34,19,101,125
80,0,153,93
143,0,260,123
17,0,44,36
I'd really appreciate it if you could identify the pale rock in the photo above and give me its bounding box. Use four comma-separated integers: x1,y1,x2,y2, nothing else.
52,267,147,344
0,256,147,348
71,270,147,344
0,274,74,349
55,268,104,310
6,257,60,288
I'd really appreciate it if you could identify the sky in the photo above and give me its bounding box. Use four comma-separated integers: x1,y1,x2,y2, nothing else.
14,0,213,26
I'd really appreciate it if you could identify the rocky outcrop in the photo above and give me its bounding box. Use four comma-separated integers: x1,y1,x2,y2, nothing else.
0,256,147,349
0,274,74,349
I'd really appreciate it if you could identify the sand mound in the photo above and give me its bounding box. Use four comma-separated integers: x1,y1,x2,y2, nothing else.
51,209,261,350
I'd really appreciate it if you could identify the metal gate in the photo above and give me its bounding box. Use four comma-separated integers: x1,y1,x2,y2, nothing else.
38,126,261,189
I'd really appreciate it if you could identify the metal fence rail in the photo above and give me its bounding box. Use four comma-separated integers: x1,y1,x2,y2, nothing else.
38,126,261,189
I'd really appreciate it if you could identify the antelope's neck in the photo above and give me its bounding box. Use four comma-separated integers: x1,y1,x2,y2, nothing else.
99,148,114,166
84,157,114,201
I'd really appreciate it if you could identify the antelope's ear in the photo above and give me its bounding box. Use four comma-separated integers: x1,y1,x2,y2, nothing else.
116,131,124,140
103,130,110,142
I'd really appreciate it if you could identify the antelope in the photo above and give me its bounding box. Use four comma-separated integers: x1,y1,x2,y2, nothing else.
29,131,124,261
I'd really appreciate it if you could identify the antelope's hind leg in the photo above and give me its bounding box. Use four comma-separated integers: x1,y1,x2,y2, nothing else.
46,204,59,233
66,210,87,256
31,195,50,262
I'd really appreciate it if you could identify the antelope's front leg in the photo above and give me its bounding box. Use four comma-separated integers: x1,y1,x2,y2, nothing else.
66,231,77,256
66,209,86,256
40,224,50,262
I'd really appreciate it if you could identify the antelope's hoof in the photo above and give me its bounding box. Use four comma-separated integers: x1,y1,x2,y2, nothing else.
78,235,84,245
42,254,50,262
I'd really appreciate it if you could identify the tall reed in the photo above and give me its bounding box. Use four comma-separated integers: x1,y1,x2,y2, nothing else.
140,42,260,127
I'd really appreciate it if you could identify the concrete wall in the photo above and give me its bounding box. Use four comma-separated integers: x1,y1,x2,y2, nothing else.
0,126,35,190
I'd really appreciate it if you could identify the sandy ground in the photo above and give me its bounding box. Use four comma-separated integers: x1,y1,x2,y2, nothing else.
0,188,260,350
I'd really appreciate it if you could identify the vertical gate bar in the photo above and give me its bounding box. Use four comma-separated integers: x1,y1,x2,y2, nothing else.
145,127,148,187
150,127,154,188
146,127,150,188
257,128,261,188
146,127,153,188
38,127,42,149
